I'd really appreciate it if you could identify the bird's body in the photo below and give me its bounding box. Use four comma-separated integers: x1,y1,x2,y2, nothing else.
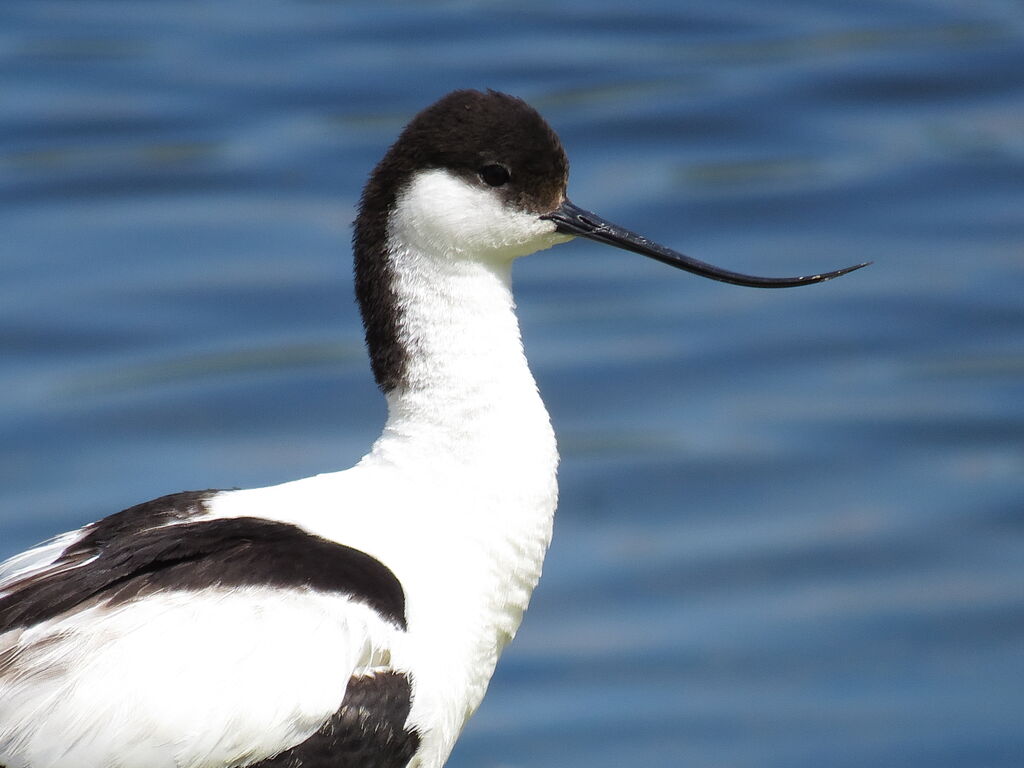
0,90,864,768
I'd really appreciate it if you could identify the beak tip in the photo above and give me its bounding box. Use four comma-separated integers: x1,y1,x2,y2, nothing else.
832,260,873,278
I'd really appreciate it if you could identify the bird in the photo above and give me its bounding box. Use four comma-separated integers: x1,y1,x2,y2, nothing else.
0,89,866,768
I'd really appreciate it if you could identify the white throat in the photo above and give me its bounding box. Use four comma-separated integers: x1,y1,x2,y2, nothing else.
366,168,566,472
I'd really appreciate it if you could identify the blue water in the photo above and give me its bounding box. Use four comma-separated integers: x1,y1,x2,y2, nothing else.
2,1,1023,766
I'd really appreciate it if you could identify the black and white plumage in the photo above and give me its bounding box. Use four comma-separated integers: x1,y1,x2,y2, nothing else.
0,90,866,768
0,491,419,768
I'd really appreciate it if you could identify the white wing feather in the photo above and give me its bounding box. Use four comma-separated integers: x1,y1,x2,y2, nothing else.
0,586,402,768
0,529,89,598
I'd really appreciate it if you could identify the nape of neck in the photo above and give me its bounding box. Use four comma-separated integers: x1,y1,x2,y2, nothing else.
354,197,408,394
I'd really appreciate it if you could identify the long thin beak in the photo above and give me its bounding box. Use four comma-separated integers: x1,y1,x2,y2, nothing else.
541,200,870,288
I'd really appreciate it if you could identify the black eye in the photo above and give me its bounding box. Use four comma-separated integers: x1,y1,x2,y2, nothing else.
479,164,510,187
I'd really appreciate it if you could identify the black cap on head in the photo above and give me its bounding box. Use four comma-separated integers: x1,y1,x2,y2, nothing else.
360,89,568,222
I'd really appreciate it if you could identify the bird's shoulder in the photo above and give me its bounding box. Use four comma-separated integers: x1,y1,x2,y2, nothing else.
0,487,407,633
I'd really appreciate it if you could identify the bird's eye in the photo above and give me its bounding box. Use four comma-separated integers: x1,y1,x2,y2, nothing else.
479,164,510,187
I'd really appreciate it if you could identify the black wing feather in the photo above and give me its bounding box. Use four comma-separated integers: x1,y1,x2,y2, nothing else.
0,494,407,632
252,672,421,768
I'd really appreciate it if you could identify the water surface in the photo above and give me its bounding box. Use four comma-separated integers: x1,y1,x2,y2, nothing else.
2,2,1022,767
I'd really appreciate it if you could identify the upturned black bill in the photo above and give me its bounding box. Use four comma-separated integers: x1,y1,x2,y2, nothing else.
541,200,869,288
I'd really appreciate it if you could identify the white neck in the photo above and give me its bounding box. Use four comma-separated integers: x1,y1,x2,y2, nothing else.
374,259,552,463
364,169,562,478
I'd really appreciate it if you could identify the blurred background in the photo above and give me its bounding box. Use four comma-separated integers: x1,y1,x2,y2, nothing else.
1,1,1022,766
